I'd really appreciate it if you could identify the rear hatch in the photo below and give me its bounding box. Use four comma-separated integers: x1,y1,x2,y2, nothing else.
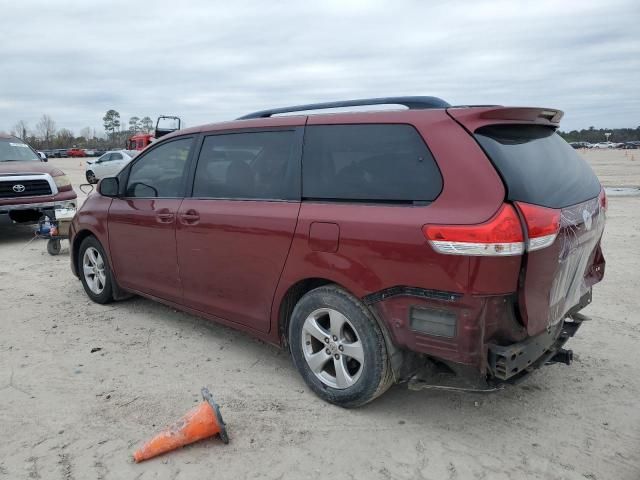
448,107,606,335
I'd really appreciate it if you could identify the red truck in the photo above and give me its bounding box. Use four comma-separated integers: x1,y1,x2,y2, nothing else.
126,133,154,151
125,116,181,151
0,134,77,225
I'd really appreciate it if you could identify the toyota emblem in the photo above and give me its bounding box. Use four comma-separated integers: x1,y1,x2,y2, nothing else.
12,184,26,193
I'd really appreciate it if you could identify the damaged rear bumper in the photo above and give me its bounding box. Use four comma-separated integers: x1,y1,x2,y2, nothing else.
487,313,585,384
407,313,586,392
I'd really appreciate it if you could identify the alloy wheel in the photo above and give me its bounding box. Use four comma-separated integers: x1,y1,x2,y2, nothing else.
82,246,106,294
301,308,365,389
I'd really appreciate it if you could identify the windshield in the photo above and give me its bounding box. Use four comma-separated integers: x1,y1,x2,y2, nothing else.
0,138,40,162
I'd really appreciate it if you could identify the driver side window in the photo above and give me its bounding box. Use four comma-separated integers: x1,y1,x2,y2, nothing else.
126,138,192,198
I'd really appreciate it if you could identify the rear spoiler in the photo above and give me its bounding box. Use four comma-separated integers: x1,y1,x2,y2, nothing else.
446,106,564,132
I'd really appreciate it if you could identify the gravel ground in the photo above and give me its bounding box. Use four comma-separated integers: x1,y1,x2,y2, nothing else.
0,150,638,479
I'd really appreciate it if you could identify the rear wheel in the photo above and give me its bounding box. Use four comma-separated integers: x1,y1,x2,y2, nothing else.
288,285,393,407
78,236,114,304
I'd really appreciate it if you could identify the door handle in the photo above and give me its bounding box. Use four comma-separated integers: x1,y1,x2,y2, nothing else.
180,209,200,225
156,210,174,224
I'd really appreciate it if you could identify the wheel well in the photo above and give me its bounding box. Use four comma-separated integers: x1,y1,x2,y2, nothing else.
72,229,94,275
276,278,404,382
277,278,334,349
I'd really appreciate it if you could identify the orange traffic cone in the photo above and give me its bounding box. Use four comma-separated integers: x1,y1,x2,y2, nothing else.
133,388,228,463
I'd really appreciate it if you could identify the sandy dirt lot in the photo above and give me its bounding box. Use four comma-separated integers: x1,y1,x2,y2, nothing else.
0,150,639,479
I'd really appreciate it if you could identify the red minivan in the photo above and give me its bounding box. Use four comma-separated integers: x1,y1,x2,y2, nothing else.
69,97,606,406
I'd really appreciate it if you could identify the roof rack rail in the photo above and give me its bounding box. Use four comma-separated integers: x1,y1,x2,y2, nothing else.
237,96,451,120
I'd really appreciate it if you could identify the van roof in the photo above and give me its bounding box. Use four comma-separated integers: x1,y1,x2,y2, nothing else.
163,98,563,141
237,96,451,120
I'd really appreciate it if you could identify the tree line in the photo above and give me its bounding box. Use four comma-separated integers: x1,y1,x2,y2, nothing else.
558,126,640,143
9,110,155,150
10,112,639,149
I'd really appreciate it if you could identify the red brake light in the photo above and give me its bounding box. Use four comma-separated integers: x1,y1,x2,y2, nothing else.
423,204,524,256
599,188,607,212
515,202,561,251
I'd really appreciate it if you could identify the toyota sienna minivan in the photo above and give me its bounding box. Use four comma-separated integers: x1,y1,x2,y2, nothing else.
69,97,606,407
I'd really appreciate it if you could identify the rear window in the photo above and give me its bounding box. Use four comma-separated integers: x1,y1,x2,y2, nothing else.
474,125,601,208
302,124,442,203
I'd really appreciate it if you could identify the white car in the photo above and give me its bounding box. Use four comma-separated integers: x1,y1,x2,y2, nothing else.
85,150,138,184
592,142,615,149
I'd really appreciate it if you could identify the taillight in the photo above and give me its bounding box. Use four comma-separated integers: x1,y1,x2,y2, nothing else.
599,188,607,212
423,204,524,256
515,202,561,252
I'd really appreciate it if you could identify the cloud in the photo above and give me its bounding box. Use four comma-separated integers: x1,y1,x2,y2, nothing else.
0,0,638,135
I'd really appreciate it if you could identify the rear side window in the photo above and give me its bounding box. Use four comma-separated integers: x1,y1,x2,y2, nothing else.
475,125,601,208
193,130,298,200
302,124,442,203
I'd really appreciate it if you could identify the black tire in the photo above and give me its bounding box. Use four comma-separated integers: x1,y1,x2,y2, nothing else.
86,170,97,184
47,238,61,255
288,285,393,407
78,236,114,304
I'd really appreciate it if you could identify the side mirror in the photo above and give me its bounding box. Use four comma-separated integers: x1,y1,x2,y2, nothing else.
98,177,119,197
39,152,48,162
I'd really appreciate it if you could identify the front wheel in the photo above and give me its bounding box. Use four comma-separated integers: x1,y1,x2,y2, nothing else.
86,170,97,184
78,236,114,304
288,285,393,407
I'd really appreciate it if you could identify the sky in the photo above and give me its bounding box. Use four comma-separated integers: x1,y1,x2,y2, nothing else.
1,0,639,136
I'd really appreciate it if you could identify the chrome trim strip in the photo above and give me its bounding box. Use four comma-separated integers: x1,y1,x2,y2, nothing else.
0,200,75,212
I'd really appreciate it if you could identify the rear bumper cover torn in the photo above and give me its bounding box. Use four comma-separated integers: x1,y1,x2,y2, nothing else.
488,314,585,383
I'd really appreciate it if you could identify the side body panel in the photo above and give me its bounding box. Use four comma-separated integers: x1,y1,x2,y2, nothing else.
176,199,300,332
107,198,183,303
69,193,113,275
271,110,522,366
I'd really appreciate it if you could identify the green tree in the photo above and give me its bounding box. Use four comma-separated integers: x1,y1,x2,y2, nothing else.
128,116,141,133
140,116,153,133
103,109,121,139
